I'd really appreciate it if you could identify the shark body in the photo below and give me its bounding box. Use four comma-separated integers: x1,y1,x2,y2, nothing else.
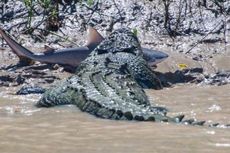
0,27,168,68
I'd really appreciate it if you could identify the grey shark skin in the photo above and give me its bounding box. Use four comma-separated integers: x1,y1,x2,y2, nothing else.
142,47,168,66
0,27,102,67
37,28,228,128
0,27,168,68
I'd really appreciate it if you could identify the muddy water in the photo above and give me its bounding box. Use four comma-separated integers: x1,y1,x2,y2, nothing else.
0,46,230,153
0,84,229,153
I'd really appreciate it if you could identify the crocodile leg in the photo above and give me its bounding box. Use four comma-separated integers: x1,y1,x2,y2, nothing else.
36,79,77,107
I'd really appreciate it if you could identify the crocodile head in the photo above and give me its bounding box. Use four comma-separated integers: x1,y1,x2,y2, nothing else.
93,28,168,67
96,28,142,56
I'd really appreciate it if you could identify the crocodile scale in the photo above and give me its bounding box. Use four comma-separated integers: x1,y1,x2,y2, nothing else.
37,28,229,127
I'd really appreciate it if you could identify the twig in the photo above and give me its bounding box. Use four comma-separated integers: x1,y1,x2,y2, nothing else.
85,1,100,25
22,15,46,34
185,20,223,54
112,0,124,24
37,28,78,45
7,21,28,31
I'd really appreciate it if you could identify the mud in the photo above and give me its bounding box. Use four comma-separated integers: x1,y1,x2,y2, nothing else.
0,0,229,153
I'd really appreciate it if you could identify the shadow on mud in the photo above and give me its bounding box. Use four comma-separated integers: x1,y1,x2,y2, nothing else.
0,63,60,87
155,68,204,87
0,63,229,95
156,68,230,87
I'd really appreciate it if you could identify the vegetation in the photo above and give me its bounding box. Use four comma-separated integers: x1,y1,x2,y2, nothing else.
160,0,229,37
132,28,138,37
1,0,227,40
23,0,33,29
22,0,59,33
21,0,94,33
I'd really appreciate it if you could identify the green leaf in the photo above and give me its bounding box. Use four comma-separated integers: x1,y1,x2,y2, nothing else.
132,28,138,37
87,0,94,7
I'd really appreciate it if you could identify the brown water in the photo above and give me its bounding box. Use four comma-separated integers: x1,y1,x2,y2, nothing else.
0,84,229,153
1,47,230,153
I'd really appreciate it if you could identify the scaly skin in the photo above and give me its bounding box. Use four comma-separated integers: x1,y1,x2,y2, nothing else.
37,28,228,127
37,54,174,121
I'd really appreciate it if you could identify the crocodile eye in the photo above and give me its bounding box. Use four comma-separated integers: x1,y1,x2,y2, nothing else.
97,40,112,54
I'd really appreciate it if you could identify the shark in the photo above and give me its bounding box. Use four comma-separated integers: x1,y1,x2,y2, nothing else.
0,27,168,68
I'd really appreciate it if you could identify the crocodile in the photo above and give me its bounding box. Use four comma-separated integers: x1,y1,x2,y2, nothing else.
0,27,168,69
36,28,228,127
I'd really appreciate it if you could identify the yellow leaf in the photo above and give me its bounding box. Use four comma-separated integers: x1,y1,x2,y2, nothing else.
178,63,188,70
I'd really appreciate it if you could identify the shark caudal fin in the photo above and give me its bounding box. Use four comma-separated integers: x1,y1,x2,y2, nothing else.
85,26,104,50
0,28,34,65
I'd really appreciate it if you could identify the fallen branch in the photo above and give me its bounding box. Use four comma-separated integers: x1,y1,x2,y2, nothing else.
185,20,224,54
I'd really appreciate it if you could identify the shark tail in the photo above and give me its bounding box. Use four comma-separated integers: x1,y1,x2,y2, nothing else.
0,28,35,65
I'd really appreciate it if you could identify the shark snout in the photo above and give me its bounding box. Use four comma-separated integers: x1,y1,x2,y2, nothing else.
142,47,169,66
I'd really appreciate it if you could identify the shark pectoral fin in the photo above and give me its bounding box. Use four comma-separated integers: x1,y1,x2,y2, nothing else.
85,26,104,49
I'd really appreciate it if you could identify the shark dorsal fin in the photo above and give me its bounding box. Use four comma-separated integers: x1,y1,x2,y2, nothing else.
85,26,104,48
